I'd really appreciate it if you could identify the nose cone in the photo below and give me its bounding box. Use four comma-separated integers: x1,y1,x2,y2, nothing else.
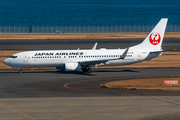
3,59,9,65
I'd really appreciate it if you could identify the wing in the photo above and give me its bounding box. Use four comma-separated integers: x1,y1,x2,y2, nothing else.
80,59,110,66
80,48,129,66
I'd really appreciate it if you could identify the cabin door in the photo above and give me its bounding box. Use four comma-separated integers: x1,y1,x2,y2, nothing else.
23,54,28,62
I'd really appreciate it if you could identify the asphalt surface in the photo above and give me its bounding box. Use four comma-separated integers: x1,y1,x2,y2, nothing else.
0,68,180,120
0,38,180,120
0,38,180,51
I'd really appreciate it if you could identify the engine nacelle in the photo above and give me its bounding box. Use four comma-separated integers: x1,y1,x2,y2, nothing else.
65,62,81,71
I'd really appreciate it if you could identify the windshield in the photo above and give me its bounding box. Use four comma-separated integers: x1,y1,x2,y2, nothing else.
10,56,17,58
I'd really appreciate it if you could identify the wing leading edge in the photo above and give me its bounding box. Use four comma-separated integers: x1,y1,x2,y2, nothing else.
80,48,129,66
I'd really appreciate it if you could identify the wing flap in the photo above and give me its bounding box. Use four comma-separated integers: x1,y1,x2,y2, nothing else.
80,48,129,66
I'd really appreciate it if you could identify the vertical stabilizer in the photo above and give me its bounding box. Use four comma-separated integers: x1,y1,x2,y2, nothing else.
136,18,168,50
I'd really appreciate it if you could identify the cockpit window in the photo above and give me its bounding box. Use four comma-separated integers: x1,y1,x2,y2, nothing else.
10,56,17,58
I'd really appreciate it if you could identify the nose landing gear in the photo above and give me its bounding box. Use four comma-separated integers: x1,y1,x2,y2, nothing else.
19,70,22,73
13,67,22,73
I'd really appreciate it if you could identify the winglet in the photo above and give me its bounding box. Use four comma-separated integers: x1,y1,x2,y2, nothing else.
92,42,98,50
119,48,129,59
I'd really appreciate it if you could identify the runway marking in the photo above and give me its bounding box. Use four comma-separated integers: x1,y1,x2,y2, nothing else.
0,103,36,120
59,103,167,120
64,78,121,91
64,77,146,92
64,76,163,92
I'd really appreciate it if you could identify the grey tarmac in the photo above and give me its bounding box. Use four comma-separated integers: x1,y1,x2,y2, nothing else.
0,68,180,120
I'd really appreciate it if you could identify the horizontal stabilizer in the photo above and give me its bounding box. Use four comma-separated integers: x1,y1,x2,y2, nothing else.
150,51,163,53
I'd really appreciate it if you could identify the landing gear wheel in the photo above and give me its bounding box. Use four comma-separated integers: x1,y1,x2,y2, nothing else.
19,70,22,73
87,69,92,73
82,68,87,73
82,67,92,73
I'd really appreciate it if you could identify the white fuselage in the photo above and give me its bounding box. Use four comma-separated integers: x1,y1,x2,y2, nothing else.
3,48,161,68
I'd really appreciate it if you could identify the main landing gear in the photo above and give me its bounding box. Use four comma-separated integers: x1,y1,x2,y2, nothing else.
82,66,92,73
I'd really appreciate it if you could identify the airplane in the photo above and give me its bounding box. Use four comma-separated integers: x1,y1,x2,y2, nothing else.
3,18,168,73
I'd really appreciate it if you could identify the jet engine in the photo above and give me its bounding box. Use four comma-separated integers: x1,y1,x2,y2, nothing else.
65,62,81,71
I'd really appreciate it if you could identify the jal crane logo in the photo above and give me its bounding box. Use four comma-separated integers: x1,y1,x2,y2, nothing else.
149,32,161,45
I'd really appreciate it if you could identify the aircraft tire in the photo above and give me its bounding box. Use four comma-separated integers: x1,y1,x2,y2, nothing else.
82,68,87,73
87,69,92,73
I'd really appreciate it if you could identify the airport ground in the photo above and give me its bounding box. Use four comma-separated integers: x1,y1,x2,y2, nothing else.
0,68,180,120
0,32,180,40
0,36,180,120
